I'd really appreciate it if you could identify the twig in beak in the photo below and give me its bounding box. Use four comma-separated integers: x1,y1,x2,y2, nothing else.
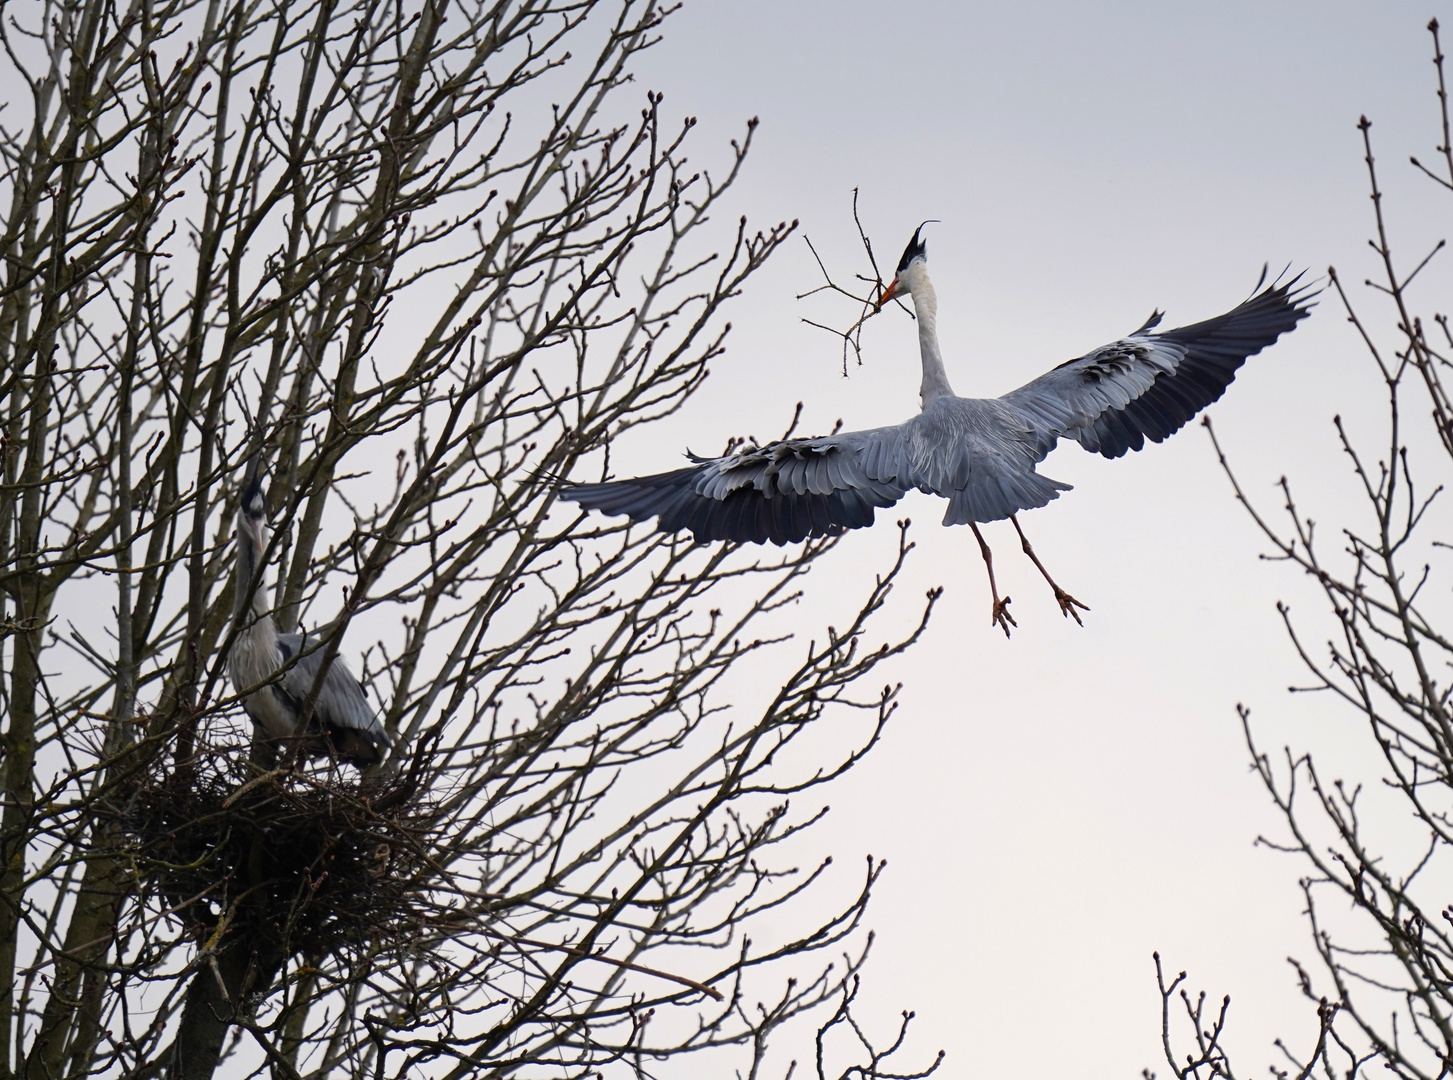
797,189,903,375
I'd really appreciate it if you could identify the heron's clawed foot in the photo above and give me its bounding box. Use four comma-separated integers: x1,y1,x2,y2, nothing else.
991,594,1017,638
1053,587,1089,626
1009,515,1089,629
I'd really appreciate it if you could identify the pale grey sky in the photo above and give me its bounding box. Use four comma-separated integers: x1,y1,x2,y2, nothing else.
616,1,1453,1073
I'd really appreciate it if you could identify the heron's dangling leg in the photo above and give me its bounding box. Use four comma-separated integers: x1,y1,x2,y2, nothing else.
1010,514,1089,625
969,522,1016,638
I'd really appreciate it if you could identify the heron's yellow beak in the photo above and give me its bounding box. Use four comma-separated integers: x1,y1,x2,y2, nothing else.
875,280,898,311
243,514,268,552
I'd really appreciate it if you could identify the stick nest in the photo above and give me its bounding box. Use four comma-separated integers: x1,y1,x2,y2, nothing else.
123,747,438,958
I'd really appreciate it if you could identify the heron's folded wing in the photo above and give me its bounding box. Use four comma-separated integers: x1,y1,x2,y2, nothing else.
561,428,909,546
1001,271,1317,459
278,634,392,749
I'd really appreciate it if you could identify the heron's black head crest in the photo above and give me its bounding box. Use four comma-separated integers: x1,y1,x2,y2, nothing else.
240,466,267,522
895,221,938,274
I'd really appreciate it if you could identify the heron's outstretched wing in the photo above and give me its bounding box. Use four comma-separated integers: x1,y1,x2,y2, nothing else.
561,428,911,545
1001,271,1317,459
277,634,392,753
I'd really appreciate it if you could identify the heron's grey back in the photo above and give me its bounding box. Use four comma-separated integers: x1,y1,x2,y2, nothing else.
870,400,1073,524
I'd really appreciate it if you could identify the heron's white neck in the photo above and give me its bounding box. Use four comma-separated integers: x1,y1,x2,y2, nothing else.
910,272,954,407
235,515,276,625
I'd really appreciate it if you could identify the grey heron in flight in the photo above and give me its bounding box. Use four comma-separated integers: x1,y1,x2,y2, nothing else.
563,225,1315,635
229,462,392,766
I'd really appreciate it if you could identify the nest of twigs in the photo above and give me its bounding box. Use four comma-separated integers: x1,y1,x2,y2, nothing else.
123,745,437,957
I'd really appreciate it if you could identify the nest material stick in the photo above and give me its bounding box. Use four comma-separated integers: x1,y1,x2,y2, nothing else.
796,188,909,375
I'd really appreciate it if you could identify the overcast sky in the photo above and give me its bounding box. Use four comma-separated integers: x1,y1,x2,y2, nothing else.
615,1,1453,1073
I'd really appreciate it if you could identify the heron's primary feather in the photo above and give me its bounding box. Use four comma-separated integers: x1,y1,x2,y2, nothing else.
1004,271,1315,459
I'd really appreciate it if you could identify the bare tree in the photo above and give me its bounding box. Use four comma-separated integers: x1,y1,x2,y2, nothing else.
0,3,945,1079
1148,18,1453,1080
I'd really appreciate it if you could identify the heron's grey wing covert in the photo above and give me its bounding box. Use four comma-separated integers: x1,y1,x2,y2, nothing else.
564,427,911,545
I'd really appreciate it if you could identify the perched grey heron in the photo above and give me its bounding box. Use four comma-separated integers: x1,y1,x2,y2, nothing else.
563,225,1315,635
229,463,392,766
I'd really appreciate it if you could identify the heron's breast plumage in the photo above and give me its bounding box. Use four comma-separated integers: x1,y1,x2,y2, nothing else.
229,623,298,740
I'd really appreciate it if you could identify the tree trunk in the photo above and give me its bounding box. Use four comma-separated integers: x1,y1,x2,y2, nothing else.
167,838,286,1080
167,930,286,1080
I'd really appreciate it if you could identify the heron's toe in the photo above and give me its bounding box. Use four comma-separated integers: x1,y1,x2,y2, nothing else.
991,595,1017,638
1054,588,1089,626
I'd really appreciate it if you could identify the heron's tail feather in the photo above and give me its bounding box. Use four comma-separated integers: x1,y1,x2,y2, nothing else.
941,468,1072,526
